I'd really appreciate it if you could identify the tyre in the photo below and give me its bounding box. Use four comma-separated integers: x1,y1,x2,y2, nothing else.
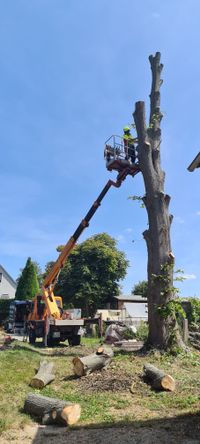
45,334,60,347
29,329,36,345
68,335,81,346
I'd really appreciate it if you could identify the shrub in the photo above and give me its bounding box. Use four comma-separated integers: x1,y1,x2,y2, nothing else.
135,321,149,341
123,326,136,340
181,297,200,329
0,300,11,325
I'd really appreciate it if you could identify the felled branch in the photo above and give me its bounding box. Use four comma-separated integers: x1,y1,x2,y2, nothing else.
30,360,55,389
73,346,113,377
143,363,175,391
24,393,81,426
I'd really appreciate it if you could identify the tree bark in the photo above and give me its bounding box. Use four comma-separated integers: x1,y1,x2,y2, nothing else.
143,363,175,391
24,393,81,425
73,346,113,376
133,52,184,350
30,360,55,389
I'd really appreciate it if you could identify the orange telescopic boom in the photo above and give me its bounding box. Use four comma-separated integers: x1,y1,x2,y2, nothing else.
42,165,139,318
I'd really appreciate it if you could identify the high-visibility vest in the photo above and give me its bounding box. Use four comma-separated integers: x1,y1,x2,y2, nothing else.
123,134,135,144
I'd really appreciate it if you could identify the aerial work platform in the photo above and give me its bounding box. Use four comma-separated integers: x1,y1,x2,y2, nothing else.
104,135,139,176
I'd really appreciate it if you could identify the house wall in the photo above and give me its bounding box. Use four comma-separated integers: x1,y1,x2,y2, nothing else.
0,272,16,299
125,302,148,319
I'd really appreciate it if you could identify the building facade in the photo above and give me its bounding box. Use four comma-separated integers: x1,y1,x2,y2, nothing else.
0,264,16,300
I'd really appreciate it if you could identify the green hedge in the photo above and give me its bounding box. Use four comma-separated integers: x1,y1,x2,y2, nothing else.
181,298,200,328
0,300,11,324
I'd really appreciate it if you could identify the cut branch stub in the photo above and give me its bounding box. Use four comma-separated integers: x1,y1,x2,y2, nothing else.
149,52,163,128
133,101,147,145
143,363,175,391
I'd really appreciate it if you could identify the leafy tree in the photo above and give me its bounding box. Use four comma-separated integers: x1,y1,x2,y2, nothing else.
54,233,129,317
32,261,43,287
15,257,40,300
185,297,200,328
132,280,148,298
43,261,55,280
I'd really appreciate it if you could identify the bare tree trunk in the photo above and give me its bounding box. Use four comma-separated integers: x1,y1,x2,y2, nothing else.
133,52,184,350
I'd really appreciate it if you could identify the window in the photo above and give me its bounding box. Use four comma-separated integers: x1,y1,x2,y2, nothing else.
0,273,2,283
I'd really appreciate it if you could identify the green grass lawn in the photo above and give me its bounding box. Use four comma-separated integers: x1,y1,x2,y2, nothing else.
0,338,200,435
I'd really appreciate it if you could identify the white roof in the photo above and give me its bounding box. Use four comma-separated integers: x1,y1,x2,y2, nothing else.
0,264,17,288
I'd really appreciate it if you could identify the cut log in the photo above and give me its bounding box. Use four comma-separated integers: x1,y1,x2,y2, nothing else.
96,345,104,354
143,363,175,391
189,335,200,350
24,393,81,425
30,360,55,389
189,331,200,339
73,346,114,376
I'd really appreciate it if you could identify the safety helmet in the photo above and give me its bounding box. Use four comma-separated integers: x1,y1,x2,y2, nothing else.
123,126,130,132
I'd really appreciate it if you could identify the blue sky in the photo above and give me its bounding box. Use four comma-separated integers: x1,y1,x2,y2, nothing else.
1,0,200,297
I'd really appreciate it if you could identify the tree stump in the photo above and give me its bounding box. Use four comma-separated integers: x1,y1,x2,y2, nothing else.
24,393,81,425
143,363,175,391
73,346,114,376
30,360,55,389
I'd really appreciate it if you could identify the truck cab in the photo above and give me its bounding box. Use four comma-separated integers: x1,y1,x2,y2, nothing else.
27,294,83,346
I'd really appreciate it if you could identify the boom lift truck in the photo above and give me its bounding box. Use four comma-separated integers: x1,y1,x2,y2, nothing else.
27,136,139,346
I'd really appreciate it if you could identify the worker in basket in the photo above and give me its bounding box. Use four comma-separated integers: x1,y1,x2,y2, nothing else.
123,126,137,163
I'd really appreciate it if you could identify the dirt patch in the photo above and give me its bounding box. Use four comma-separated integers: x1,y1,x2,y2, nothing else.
76,366,132,392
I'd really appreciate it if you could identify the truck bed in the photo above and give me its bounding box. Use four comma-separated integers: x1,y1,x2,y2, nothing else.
49,319,84,326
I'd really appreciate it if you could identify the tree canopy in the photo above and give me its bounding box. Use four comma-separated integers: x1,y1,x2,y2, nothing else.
132,280,148,298
32,261,43,287
15,257,40,300
53,233,129,317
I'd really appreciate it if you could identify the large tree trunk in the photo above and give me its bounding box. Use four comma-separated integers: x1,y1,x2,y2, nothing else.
24,393,81,425
133,52,184,349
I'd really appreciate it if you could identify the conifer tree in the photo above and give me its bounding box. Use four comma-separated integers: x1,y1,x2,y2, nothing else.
15,257,40,300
